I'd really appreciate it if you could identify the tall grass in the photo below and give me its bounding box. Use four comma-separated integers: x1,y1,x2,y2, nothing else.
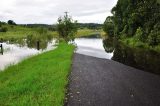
0,25,55,41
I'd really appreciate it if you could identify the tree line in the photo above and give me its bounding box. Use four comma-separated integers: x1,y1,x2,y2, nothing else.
103,0,160,46
0,20,16,32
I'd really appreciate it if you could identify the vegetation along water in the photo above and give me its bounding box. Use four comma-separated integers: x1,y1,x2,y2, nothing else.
0,43,75,105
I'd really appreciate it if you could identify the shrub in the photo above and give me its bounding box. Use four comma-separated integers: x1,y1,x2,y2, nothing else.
103,16,114,37
8,20,16,25
134,27,144,42
0,27,8,32
148,30,160,46
56,13,78,42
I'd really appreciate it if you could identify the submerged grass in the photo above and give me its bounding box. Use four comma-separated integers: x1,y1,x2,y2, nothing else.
0,43,75,106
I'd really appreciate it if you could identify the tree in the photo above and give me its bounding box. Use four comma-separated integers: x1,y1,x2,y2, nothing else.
103,16,114,37
147,23,160,46
134,27,144,41
107,0,160,45
8,20,16,25
56,12,78,42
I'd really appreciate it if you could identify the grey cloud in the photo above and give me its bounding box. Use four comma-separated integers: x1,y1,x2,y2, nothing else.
0,0,117,24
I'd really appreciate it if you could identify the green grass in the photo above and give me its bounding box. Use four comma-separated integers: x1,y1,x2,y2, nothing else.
120,37,160,52
76,28,104,38
0,43,75,106
0,25,103,40
0,25,55,41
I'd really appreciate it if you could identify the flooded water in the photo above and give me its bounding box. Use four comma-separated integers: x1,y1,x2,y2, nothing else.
103,38,160,75
1,37,160,74
75,38,113,59
0,40,56,70
75,38,160,75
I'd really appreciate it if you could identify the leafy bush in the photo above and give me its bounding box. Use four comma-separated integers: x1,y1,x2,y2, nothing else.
36,27,48,34
134,27,144,42
0,27,8,32
56,13,78,42
8,20,16,25
108,0,160,47
148,30,160,46
103,16,114,37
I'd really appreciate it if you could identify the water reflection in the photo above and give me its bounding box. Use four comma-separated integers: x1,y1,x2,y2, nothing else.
103,38,114,53
103,37,160,74
26,34,52,50
75,38,113,59
0,39,56,71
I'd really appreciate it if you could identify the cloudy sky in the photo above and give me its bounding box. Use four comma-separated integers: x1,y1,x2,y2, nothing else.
0,0,117,24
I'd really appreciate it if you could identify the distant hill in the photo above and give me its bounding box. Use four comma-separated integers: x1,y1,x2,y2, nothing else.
19,23,103,30
78,23,102,29
19,24,56,31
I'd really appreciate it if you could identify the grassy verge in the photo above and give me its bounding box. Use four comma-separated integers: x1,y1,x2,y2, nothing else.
0,43,75,106
76,28,104,38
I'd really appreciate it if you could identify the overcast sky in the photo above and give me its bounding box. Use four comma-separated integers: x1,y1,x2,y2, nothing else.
0,0,117,24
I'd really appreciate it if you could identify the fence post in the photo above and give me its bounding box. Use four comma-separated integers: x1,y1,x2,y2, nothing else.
37,41,40,50
0,44,3,55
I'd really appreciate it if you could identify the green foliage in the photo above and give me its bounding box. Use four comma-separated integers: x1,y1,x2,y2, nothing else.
134,27,144,41
108,0,160,48
7,20,16,25
147,23,160,46
56,13,78,42
0,43,75,105
103,16,114,37
26,27,53,49
0,27,8,32
76,28,103,38
78,23,102,29
36,27,48,34
0,24,55,42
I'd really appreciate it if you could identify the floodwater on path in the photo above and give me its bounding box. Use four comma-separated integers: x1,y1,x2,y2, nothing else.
75,38,113,59
75,38,160,75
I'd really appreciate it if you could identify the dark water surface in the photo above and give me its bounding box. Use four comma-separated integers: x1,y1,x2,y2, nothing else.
103,38,160,75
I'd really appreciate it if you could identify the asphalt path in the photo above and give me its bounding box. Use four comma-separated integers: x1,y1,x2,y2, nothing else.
66,53,160,106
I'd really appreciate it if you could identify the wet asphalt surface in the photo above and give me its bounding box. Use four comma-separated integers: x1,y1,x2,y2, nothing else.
66,53,160,106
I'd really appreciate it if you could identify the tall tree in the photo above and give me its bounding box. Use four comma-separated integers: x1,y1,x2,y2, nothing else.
56,12,78,42
108,0,160,45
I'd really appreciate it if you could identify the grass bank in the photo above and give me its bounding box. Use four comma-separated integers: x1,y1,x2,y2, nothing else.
76,28,104,38
0,25,55,41
0,43,75,106
120,38,160,52
0,25,103,41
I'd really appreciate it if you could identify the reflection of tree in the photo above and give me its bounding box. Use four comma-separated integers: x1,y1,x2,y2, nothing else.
26,39,48,50
26,34,52,50
112,43,160,74
103,37,114,53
